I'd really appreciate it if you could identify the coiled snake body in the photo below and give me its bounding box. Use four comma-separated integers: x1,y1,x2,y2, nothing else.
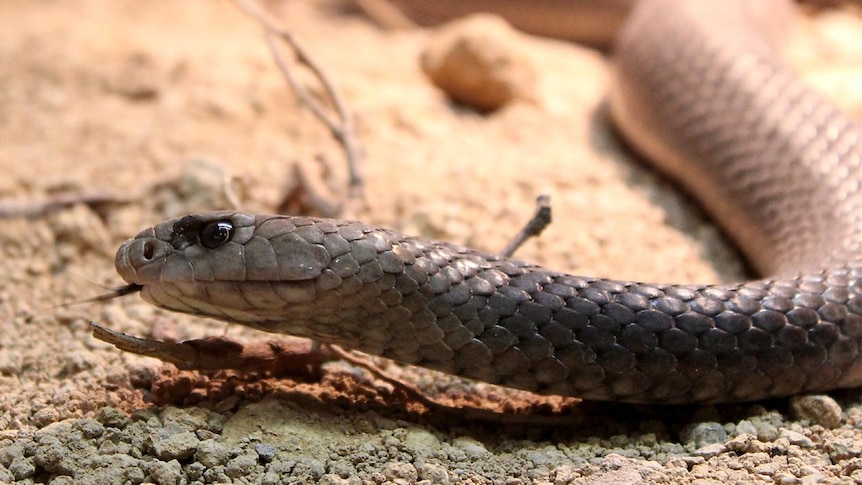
115,0,862,404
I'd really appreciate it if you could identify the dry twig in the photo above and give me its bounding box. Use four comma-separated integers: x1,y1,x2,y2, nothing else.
91,321,581,424
90,321,331,373
349,0,416,30
233,0,366,217
0,192,129,219
499,195,552,258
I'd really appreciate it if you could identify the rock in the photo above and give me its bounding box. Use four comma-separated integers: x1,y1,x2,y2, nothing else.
421,13,536,112
789,395,843,429
452,436,488,458
681,422,727,448
151,430,199,461
255,443,277,463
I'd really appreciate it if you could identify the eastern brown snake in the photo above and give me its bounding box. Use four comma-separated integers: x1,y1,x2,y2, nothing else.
112,0,862,404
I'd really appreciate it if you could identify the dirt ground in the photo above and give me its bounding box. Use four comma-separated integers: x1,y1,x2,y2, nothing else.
0,1,861,484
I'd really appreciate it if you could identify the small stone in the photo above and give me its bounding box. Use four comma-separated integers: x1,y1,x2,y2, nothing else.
383,462,418,482
825,438,862,461
318,474,350,485
775,472,802,485
31,408,59,427
0,442,26,467
417,462,450,485
734,420,757,437
160,406,212,432
0,464,14,483
292,458,326,481
421,13,536,112
254,443,277,463
691,443,725,458
203,465,230,484
8,456,35,480
95,407,131,429
779,429,813,447
402,427,441,457
148,459,182,485
725,434,770,454
185,461,205,481
681,422,727,448
74,419,105,439
196,439,230,468
753,422,779,441
452,436,488,458
151,430,199,461
226,450,259,479
33,439,77,475
50,476,76,485
790,395,843,428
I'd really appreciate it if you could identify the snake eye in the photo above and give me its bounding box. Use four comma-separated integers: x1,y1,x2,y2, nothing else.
199,220,234,249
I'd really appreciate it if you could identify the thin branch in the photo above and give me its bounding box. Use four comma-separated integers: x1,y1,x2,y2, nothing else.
0,192,129,219
90,321,331,373
349,0,416,30
92,321,581,424
499,195,552,257
233,0,366,215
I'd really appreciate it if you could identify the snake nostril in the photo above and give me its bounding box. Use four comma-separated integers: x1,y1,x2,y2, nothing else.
143,241,155,260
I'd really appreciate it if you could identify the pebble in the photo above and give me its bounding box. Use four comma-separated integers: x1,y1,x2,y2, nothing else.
383,461,418,482
753,422,779,441
151,430,199,461
691,443,725,458
725,434,770,454
790,395,843,428
318,474,351,485
74,419,105,439
401,427,441,456
0,464,14,483
681,422,727,448
420,13,536,112
734,420,757,437
292,458,326,481
8,456,35,480
226,449,260,478
825,437,861,461
417,462,450,484
255,443,277,463
31,408,60,428
452,436,488,458
147,459,182,485
95,407,132,429
779,429,813,447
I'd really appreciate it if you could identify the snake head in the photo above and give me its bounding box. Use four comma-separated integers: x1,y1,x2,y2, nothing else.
114,211,333,285
113,211,415,337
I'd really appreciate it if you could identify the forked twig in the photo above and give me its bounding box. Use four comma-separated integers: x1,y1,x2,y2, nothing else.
233,0,366,215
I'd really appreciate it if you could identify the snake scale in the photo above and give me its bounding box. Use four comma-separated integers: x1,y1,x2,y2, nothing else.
113,0,862,404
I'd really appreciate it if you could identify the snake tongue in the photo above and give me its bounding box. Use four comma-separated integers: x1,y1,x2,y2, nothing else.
62,284,144,307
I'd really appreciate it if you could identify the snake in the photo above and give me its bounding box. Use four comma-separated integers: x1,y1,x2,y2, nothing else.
111,0,862,404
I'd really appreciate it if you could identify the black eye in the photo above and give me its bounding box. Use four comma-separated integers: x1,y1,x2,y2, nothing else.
199,220,234,249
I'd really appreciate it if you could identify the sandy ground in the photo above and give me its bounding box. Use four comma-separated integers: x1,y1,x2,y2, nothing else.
0,0,861,483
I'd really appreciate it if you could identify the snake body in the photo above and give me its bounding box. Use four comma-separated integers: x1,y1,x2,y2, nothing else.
114,0,862,403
